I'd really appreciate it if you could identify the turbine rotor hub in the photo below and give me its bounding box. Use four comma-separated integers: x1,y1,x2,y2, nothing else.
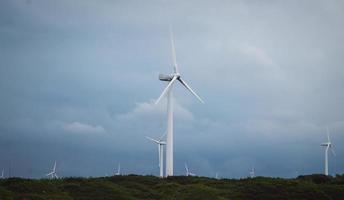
173,73,181,78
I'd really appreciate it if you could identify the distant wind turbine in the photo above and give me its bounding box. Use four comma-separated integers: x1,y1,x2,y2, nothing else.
115,163,121,176
146,133,166,178
215,172,219,179
249,167,255,178
46,161,58,179
321,127,336,176
0,169,4,179
184,163,196,177
155,25,204,177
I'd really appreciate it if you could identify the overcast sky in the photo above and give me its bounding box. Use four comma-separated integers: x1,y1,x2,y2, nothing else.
0,0,344,178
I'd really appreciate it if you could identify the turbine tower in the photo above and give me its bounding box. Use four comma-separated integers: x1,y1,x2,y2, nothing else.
0,169,4,179
184,163,196,176
115,163,121,176
321,127,336,176
155,25,204,176
146,133,166,177
46,161,58,179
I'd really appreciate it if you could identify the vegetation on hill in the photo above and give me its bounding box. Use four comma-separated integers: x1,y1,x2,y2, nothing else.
0,174,344,200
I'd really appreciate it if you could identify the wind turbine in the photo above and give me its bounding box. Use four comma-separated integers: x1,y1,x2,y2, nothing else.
0,169,4,179
184,163,196,176
321,127,336,176
146,133,166,178
46,161,58,179
155,25,204,177
215,172,219,179
115,163,121,176
249,167,255,178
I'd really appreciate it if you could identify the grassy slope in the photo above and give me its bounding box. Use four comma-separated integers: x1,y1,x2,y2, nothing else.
0,174,344,200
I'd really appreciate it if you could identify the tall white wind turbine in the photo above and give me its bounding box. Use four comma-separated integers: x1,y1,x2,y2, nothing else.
155,25,204,177
115,163,121,176
146,133,166,177
46,161,58,179
321,127,336,176
184,163,196,176
0,169,4,179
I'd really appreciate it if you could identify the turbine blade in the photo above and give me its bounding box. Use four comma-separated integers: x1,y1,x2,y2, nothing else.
53,161,56,172
155,75,178,105
178,78,204,103
158,131,167,142
46,172,54,176
327,127,331,143
146,136,160,144
331,148,336,156
184,163,189,173
169,24,179,73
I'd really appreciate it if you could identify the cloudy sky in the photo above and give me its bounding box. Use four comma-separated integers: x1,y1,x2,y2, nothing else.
0,0,344,178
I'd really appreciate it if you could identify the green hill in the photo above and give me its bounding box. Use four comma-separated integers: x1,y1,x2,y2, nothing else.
1,174,344,200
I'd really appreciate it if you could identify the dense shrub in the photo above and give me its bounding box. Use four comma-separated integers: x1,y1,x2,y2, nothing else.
0,174,344,200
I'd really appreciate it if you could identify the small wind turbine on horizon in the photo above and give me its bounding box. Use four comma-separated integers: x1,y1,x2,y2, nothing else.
249,167,255,178
215,172,219,179
115,163,121,176
146,133,166,178
46,161,58,179
0,169,4,179
184,163,196,177
321,127,336,176
155,25,204,177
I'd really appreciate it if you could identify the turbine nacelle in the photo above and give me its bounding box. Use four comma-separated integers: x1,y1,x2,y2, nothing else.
321,143,331,147
159,73,180,81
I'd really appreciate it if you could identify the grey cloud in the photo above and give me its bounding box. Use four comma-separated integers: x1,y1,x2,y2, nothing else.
0,0,344,178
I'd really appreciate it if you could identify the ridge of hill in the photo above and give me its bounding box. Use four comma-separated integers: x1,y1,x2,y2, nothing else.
1,174,344,200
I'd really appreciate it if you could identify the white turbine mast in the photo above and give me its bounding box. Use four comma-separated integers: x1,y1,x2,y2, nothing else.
115,163,121,176
155,24,204,177
184,163,196,177
0,169,4,179
146,132,166,178
46,161,58,179
321,127,336,176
